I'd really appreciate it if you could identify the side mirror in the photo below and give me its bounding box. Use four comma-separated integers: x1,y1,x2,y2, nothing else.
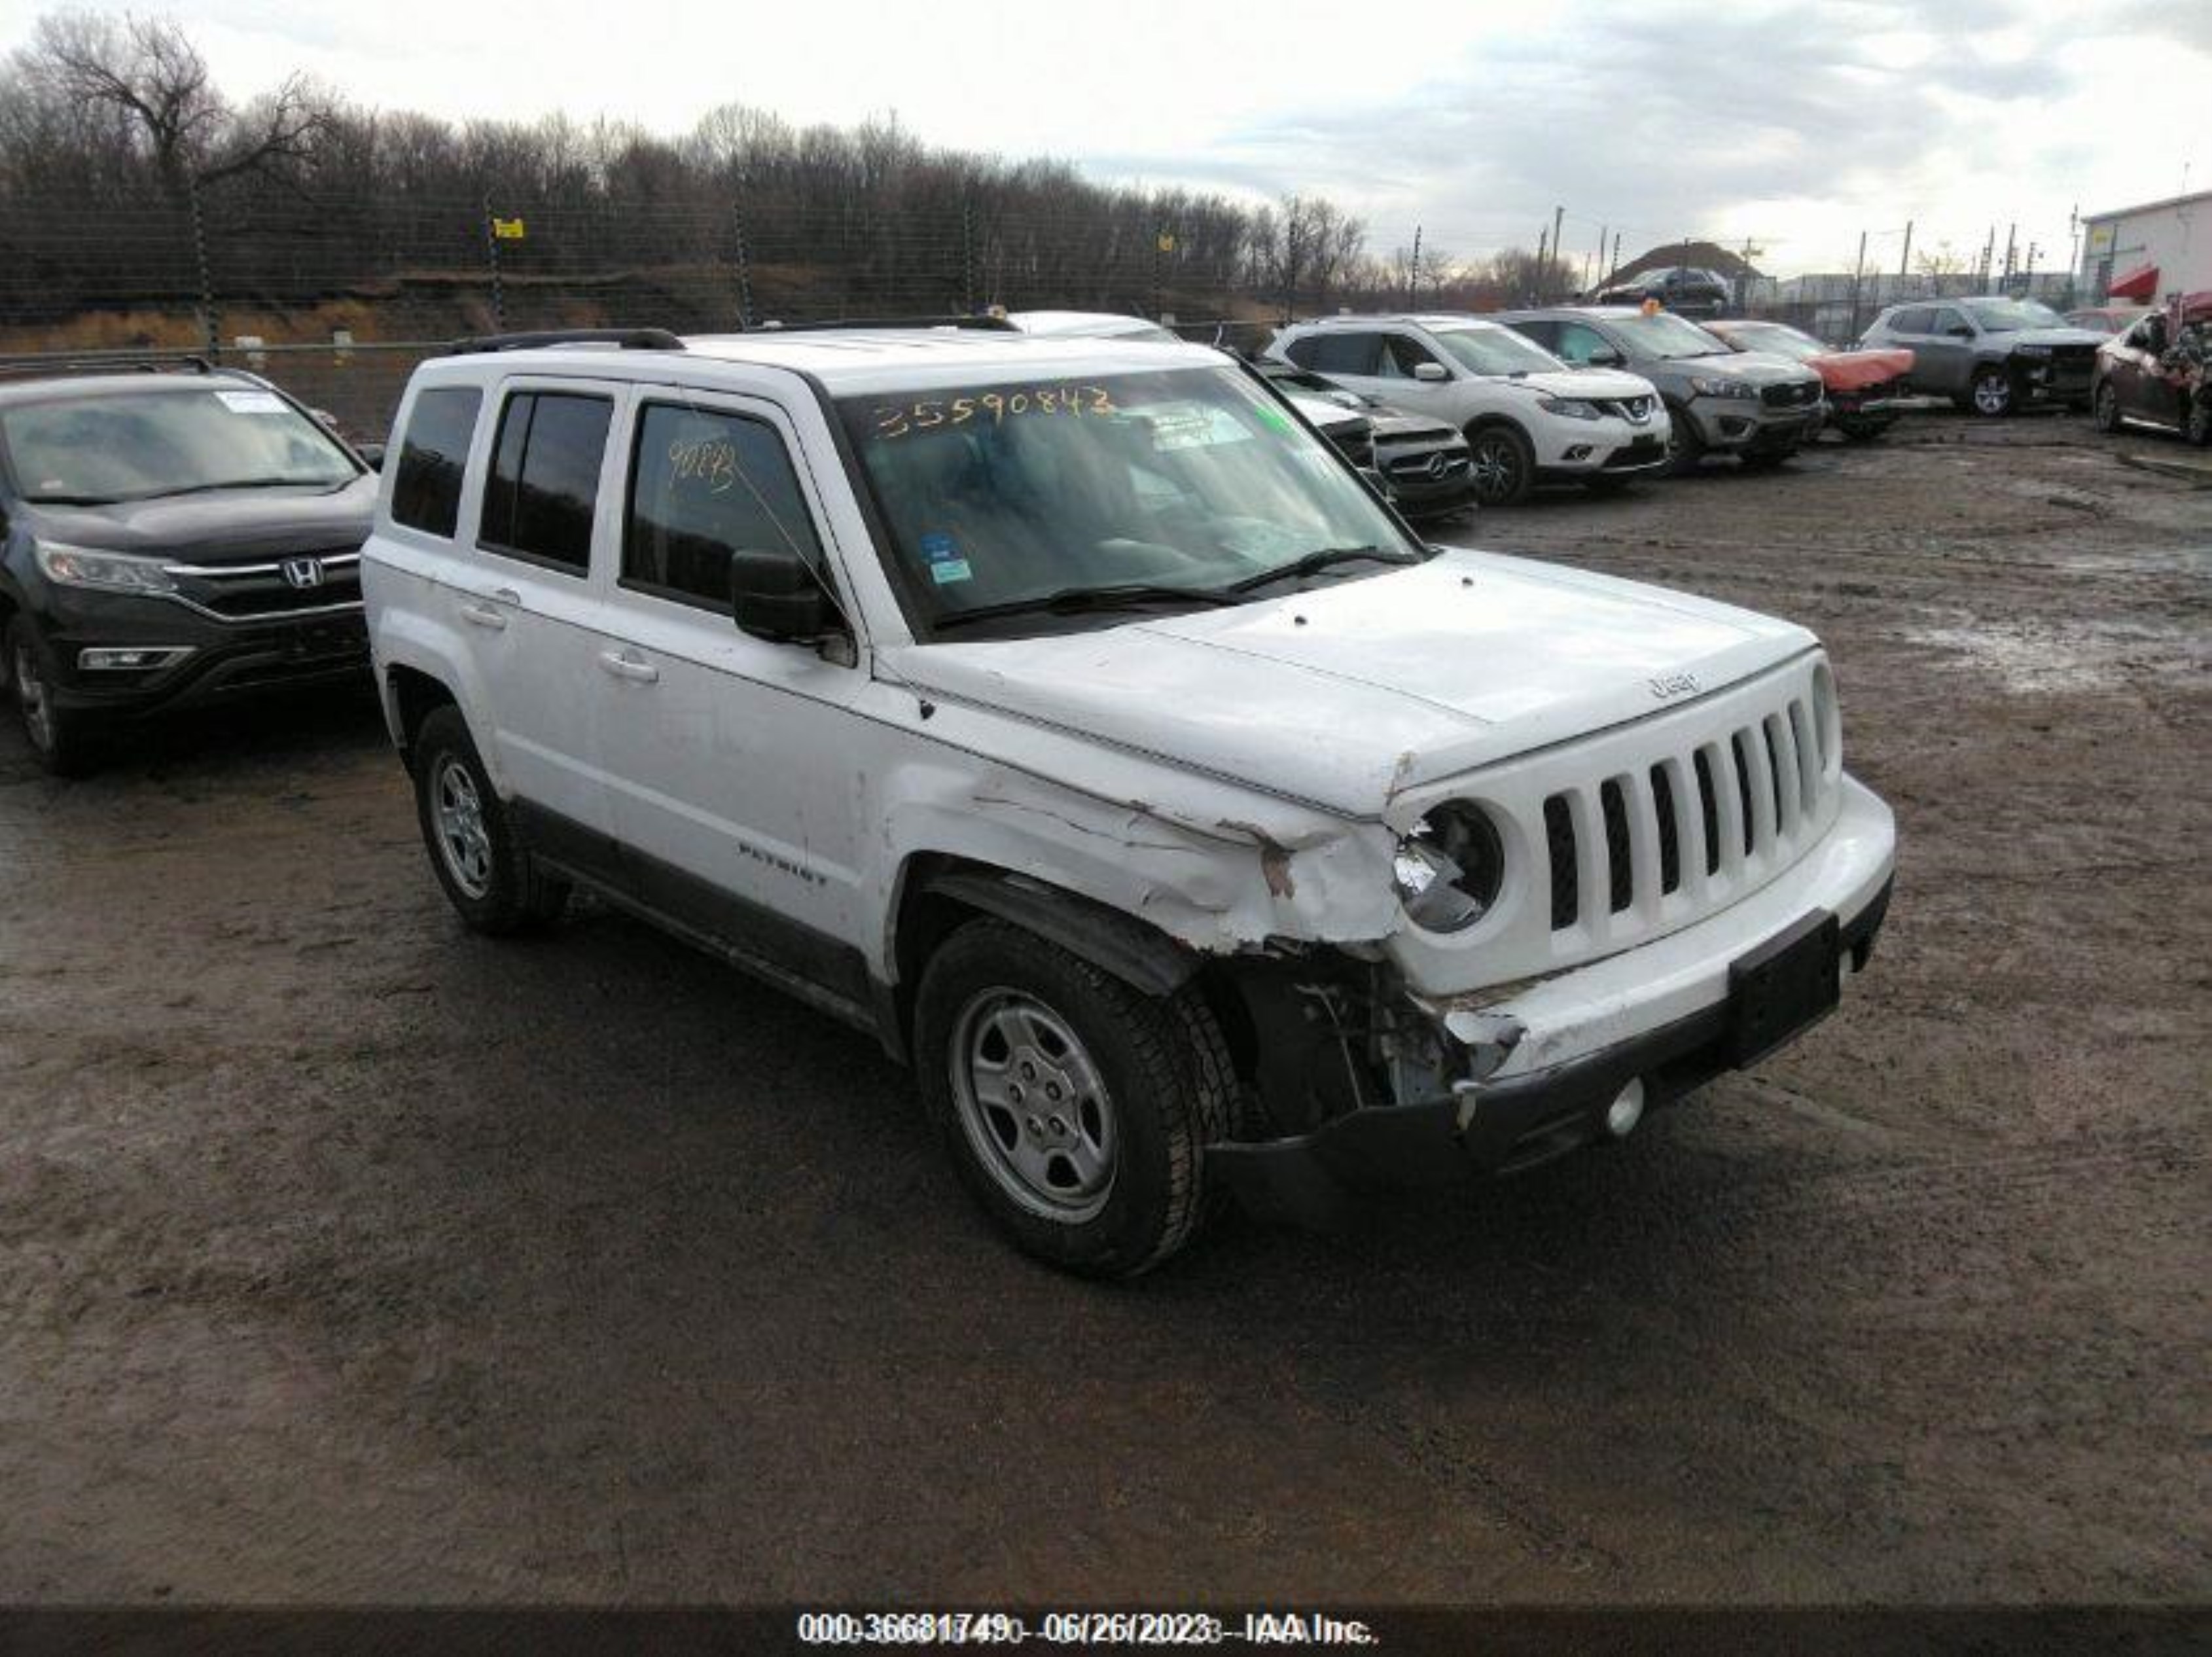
1412,361,1449,382
1946,325,1975,339
730,545,838,643
355,442,385,472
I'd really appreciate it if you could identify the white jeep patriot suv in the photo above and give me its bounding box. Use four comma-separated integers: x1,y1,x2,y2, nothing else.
363,321,1895,1276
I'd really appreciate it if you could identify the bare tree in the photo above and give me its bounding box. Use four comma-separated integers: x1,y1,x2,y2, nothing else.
20,9,330,194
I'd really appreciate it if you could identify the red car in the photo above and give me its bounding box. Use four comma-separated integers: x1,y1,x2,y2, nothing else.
1704,318,1915,440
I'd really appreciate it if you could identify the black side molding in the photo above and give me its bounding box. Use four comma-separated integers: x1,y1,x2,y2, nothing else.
923,870,1200,998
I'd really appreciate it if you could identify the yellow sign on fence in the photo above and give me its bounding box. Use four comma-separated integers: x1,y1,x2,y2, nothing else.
491,217,526,241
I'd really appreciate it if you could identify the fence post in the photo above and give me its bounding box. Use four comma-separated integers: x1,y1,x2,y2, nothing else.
731,196,755,330
185,174,219,358
1408,224,1422,308
961,196,976,314
482,193,507,331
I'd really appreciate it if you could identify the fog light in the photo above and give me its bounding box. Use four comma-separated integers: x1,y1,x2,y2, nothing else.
1563,444,1594,462
79,646,194,671
1605,1078,1647,1138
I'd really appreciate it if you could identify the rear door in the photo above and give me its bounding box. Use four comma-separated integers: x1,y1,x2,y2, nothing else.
588,387,877,1007
463,379,628,837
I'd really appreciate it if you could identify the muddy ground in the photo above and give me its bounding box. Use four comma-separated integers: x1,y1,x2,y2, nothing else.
1,410,2205,1611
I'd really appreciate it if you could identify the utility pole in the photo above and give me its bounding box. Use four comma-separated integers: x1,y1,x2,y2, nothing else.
1408,223,1422,309
1595,223,1609,289
1611,231,1622,282
2002,222,2018,285
1550,204,1565,298
1849,228,1868,341
1898,218,1914,287
1535,225,1549,302
730,196,755,330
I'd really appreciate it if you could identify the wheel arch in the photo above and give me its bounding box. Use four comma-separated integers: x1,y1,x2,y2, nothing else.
384,662,457,763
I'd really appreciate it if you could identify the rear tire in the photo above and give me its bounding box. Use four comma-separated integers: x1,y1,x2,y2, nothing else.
7,617,101,777
914,918,1233,1277
410,705,569,934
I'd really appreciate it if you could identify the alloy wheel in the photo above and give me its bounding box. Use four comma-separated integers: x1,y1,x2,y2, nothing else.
431,755,494,899
1972,371,2012,417
12,640,54,755
948,988,1118,1221
1470,434,1524,504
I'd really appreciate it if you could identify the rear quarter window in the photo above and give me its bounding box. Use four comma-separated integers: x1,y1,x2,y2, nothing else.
389,386,482,537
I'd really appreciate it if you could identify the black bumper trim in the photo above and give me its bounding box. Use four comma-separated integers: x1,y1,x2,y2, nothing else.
1208,874,1894,1228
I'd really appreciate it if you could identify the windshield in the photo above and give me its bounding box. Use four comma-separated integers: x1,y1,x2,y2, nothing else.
0,384,357,504
838,365,1422,631
1431,325,1565,376
1607,312,1733,359
1721,322,1821,361
1963,298,2064,333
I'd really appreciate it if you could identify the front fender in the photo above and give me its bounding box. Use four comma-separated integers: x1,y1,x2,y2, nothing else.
870,749,1404,971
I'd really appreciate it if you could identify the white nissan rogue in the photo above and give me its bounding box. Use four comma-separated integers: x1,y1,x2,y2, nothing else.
363,321,1895,1276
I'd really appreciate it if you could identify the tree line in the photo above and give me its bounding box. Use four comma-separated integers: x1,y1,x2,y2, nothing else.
0,9,1561,342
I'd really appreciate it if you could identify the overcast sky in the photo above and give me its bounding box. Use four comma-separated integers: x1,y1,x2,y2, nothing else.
3,0,2205,276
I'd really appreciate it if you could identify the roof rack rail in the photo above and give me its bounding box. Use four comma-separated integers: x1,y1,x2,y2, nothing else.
446,328,687,355
748,315,1021,334
0,352,219,382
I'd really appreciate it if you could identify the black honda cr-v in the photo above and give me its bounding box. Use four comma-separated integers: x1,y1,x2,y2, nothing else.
0,362,380,773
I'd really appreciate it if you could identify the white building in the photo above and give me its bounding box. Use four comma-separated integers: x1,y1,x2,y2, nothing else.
2078,190,2209,303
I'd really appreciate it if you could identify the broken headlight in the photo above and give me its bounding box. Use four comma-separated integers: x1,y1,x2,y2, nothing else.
1392,803,1505,933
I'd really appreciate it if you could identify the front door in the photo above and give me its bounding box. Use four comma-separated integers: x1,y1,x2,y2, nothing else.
590,389,878,1008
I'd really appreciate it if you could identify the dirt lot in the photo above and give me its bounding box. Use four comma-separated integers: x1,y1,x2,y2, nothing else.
1,410,2205,1611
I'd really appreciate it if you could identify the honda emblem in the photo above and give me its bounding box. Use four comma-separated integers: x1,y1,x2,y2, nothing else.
281,557,325,590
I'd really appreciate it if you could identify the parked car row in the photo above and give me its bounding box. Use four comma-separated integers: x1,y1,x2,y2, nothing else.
2088,293,2212,446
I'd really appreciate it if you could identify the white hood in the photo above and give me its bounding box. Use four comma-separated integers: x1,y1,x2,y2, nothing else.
1520,367,1656,401
891,548,1815,819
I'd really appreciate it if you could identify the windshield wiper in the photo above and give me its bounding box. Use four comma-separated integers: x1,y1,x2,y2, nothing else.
158,476,343,498
1226,544,1421,594
933,581,1243,632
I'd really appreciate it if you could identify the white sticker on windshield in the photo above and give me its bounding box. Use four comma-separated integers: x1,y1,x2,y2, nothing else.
215,389,288,414
1146,403,1255,452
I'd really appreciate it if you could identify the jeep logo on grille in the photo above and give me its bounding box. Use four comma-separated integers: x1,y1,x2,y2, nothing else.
280,557,325,590
1649,671,1702,700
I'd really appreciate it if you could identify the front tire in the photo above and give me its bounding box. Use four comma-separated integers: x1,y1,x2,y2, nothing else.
410,705,569,933
1664,403,1705,475
7,617,101,776
914,919,1233,1277
1465,423,1535,506
1969,366,2014,417
2092,382,2122,434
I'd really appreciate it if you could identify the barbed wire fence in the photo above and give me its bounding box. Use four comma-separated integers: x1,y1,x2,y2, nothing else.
0,191,2087,439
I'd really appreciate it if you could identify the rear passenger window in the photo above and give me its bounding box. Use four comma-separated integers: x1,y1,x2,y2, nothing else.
1296,332,1383,375
479,391,613,573
390,387,480,537
1889,308,1932,335
623,404,823,611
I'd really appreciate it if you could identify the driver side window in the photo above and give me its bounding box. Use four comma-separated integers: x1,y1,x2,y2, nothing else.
1552,322,1613,366
1381,333,1442,378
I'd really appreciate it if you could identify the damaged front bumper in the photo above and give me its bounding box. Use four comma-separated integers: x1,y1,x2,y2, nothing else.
1209,775,1896,1226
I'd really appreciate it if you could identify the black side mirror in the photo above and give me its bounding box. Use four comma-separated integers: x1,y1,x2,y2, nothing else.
355,442,385,472
730,545,838,643
1947,325,1975,339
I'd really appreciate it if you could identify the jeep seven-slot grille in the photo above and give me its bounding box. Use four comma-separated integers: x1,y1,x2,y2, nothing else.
1539,686,1829,933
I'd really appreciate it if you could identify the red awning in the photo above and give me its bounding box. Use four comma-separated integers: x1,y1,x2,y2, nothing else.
2109,263,2159,300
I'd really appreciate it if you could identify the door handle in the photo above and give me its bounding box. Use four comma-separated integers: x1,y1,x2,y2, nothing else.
458,601,508,631
598,649,660,684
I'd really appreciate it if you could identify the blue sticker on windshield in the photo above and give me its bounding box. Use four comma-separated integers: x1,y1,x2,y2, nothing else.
919,531,971,585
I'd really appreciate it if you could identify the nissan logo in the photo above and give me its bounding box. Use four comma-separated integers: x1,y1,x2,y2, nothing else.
281,557,325,590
